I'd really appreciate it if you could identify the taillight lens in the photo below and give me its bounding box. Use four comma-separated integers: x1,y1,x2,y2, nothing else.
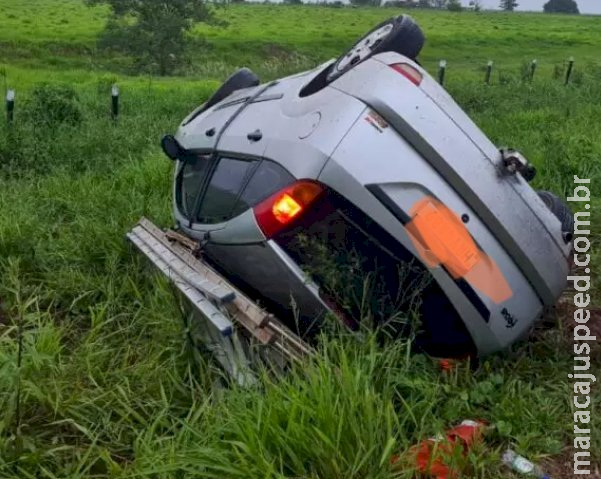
272,194,302,223
389,63,423,86
253,180,325,238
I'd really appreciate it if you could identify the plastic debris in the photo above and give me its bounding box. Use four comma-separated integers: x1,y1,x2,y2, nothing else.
392,419,488,479
502,449,550,478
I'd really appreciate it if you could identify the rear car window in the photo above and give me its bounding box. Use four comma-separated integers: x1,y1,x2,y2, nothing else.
185,157,295,225
197,157,257,223
176,154,211,219
236,160,295,210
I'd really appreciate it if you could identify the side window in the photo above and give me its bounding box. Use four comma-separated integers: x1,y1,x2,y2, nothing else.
176,154,211,219
237,160,295,210
197,157,257,224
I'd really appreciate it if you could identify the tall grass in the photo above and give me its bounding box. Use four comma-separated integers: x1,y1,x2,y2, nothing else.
0,9,600,475
0,71,598,478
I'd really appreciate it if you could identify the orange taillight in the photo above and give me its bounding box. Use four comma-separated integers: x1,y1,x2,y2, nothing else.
272,193,302,223
253,180,325,238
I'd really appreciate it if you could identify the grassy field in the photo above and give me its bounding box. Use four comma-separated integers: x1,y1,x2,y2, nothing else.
0,1,600,478
3,1,601,85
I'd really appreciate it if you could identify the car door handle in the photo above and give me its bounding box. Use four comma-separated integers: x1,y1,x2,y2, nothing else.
247,129,262,142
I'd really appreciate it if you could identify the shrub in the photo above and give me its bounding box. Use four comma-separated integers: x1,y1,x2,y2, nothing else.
26,83,83,127
87,0,216,76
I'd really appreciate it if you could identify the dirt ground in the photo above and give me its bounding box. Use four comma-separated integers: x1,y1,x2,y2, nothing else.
542,449,600,478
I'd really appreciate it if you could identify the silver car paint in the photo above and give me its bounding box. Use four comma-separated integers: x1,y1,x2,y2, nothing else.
173,66,366,334
410,55,570,256
328,54,569,305
170,53,569,355
321,111,542,352
203,240,328,330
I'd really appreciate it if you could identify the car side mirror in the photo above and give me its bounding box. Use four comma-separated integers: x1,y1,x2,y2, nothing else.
161,134,183,161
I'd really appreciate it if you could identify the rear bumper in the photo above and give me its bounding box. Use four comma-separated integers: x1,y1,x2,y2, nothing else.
328,54,570,307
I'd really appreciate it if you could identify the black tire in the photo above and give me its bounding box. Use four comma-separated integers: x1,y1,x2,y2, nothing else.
537,190,574,236
326,15,425,83
204,68,260,111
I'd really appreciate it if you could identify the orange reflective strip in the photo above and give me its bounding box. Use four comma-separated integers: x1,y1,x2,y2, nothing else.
406,197,512,304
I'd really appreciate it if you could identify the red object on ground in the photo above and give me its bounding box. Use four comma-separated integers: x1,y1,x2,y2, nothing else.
439,359,455,372
392,420,488,479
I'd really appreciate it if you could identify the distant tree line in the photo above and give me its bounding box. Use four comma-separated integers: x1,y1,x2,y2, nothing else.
499,0,518,11
193,0,582,13
360,0,579,12
361,0,486,10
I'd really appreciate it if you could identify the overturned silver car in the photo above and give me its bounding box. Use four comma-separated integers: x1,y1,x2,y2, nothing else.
139,15,573,360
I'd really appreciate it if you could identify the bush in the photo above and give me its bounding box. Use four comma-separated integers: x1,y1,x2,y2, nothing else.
543,0,579,14
26,83,83,127
88,0,215,76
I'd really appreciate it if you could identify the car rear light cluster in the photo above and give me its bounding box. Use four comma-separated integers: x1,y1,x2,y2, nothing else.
389,63,423,86
253,180,325,238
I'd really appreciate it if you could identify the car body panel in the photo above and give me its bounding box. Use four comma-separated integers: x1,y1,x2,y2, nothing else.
410,56,571,256
322,115,543,351
203,240,329,333
328,54,569,305
168,51,570,356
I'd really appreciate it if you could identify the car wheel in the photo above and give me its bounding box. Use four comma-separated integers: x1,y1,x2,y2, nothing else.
537,190,574,238
326,15,425,83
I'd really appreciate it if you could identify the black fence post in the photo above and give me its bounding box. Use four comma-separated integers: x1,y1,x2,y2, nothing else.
530,59,537,82
485,60,493,85
111,84,119,120
565,57,574,85
6,89,14,124
438,60,446,86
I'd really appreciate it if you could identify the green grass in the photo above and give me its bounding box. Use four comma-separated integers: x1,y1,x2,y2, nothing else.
0,1,600,478
2,1,601,84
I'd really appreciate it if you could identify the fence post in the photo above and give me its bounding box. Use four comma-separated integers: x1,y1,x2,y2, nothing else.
565,57,574,85
438,60,447,86
530,59,537,82
485,60,493,85
6,89,14,124
111,84,119,120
